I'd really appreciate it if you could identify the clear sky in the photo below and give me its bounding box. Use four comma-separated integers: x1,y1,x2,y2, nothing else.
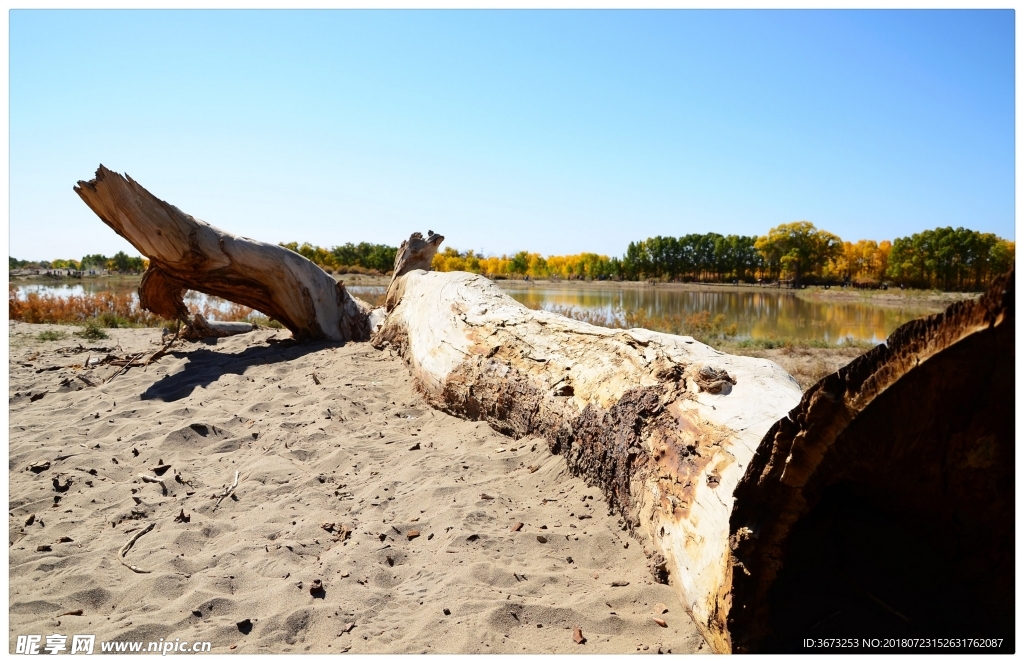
9,9,1015,262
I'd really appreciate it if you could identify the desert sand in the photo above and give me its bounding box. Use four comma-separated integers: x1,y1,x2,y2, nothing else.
9,321,708,654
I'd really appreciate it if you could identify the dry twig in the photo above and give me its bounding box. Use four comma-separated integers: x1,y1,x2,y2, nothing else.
139,474,168,495
214,471,240,510
118,522,155,573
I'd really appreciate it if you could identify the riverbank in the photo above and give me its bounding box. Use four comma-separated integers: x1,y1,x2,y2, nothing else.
793,286,977,312
11,270,986,313
722,340,869,391
9,321,704,654
11,271,962,377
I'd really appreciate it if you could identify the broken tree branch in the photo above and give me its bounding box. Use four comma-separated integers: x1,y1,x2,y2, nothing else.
726,268,1015,652
74,166,373,342
118,522,155,574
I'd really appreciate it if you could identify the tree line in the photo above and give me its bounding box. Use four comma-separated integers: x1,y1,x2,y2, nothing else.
277,241,398,275
430,222,1012,291
885,227,1015,291
10,252,147,273
11,223,1014,292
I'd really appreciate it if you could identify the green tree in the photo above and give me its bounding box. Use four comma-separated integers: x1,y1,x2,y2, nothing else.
755,221,843,286
109,251,141,273
80,254,109,271
509,251,530,276
886,227,1014,290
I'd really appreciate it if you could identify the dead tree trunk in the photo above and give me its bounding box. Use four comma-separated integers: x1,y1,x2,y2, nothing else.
74,166,373,341
373,259,804,653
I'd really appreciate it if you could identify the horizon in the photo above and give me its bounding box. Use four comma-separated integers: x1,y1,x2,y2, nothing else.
10,9,1015,262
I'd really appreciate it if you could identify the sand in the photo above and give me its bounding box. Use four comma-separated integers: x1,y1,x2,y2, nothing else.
9,321,707,654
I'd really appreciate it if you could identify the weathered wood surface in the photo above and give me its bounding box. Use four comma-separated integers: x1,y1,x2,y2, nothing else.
727,268,1015,652
74,166,372,341
384,230,446,312
374,265,803,653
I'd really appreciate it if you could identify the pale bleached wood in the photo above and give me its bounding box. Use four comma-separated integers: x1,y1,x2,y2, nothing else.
74,166,372,341
384,230,445,312
374,265,803,653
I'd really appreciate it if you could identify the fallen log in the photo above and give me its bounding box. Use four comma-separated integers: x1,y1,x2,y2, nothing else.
74,166,373,342
374,257,804,653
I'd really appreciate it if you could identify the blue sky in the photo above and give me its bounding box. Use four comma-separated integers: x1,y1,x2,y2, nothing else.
9,9,1015,261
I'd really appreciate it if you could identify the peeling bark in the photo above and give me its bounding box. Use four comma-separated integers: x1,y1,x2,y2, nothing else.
74,166,372,341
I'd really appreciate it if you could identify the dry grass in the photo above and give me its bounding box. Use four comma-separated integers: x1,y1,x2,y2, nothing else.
9,290,163,327
9,290,280,328
722,342,869,391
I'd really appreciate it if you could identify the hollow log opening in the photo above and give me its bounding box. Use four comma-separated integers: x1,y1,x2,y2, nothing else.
728,268,1014,653
765,482,998,650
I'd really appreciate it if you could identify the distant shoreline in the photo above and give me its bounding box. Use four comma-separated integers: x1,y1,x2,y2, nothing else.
10,271,978,313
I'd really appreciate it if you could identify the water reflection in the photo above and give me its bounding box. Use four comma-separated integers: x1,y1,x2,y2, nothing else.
497,284,930,344
10,281,930,343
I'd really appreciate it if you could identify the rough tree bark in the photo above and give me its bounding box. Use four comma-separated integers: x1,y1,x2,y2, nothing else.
76,167,1013,652
74,166,374,342
373,264,804,653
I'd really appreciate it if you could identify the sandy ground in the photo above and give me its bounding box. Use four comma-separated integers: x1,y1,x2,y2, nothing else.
8,321,708,654
724,344,868,392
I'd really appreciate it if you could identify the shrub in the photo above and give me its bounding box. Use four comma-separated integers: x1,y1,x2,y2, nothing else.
75,321,109,340
247,314,285,329
9,290,162,326
36,329,67,341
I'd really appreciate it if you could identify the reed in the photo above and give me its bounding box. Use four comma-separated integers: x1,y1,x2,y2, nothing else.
9,290,163,326
9,290,282,328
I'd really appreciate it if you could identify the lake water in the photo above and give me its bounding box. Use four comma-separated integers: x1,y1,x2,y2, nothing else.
11,281,932,344
497,283,929,344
